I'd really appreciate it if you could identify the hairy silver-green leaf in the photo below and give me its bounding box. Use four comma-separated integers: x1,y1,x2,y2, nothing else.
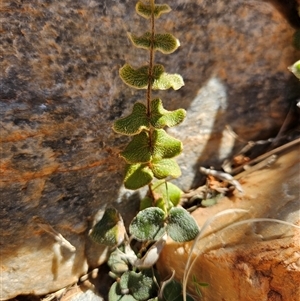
119,64,164,89
129,207,166,241
113,103,149,135
89,208,125,247
136,1,171,19
124,163,153,190
108,282,137,301
121,131,151,164
151,158,181,179
162,280,195,301
128,32,180,54
152,72,184,90
152,129,182,160
120,270,157,301
150,98,186,128
108,248,130,275
166,207,199,242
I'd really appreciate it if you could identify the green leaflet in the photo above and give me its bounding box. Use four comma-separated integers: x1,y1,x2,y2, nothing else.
151,98,186,128
120,129,182,164
124,163,154,190
128,32,180,54
288,60,300,80
121,131,152,163
124,158,181,190
136,1,171,19
151,158,181,179
119,64,184,90
152,72,184,90
152,129,182,160
113,103,149,135
152,180,183,207
119,64,164,89
112,99,186,137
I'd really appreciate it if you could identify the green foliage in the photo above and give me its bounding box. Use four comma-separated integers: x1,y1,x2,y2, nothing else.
120,129,182,164
89,208,125,247
90,1,200,300
192,275,209,298
288,60,300,80
162,280,194,301
113,99,185,136
136,1,171,19
129,207,199,242
119,270,157,301
113,102,149,136
166,207,199,242
151,180,182,208
128,32,180,54
119,64,184,90
150,99,186,129
130,207,166,241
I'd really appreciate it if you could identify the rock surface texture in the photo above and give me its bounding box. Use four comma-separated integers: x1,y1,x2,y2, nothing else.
0,0,299,299
157,145,300,301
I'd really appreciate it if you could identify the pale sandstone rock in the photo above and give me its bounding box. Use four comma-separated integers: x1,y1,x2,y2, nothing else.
157,145,300,301
0,0,299,299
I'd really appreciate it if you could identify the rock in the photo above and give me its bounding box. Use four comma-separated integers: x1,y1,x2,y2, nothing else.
0,0,299,299
157,144,300,301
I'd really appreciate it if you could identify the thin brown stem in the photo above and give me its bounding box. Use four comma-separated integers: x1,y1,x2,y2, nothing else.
146,0,155,116
147,0,156,197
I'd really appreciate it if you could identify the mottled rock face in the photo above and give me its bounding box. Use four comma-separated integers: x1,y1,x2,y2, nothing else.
0,0,299,299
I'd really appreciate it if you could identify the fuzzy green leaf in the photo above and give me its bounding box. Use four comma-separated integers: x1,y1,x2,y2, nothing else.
136,1,171,19
151,98,186,128
152,129,182,160
166,207,199,242
288,60,300,80
129,207,166,241
108,282,137,301
119,64,149,89
121,131,151,164
108,248,130,275
120,270,157,301
151,158,181,179
124,163,153,190
89,208,125,247
152,72,184,90
128,32,180,54
113,103,149,135
152,180,183,207
162,280,195,301
119,64,165,89
121,129,182,164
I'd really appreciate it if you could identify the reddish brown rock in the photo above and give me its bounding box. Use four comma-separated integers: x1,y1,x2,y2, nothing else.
157,145,300,301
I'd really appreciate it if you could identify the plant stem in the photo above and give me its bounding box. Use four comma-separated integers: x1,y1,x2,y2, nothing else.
146,0,155,116
147,0,156,198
